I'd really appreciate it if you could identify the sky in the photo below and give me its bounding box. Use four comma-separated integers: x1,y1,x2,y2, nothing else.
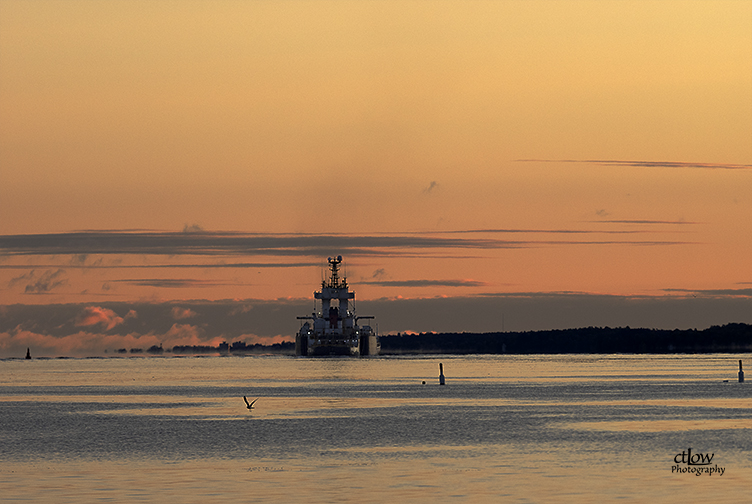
1,1,751,357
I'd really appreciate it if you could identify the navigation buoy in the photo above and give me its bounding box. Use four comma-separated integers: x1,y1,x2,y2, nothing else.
739,360,744,383
25,348,31,360
439,362,445,385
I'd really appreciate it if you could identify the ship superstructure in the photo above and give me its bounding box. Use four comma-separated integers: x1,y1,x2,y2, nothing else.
296,256,379,356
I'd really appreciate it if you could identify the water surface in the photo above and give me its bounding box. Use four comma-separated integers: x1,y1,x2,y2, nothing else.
1,354,750,502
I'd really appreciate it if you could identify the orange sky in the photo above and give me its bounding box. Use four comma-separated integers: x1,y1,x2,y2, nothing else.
1,0,751,313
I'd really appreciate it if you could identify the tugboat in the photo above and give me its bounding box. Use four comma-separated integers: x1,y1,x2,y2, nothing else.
296,256,379,356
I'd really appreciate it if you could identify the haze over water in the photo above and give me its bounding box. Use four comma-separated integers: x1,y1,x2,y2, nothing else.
1,354,750,503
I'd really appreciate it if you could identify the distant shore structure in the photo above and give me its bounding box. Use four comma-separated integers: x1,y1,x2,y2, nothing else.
25,348,31,360
739,360,744,383
296,256,380,357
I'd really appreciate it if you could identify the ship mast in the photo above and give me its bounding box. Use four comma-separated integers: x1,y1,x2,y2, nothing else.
315,255,354,320
323,255,347,289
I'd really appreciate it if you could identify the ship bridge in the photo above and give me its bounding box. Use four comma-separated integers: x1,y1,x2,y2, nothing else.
314,255,355,328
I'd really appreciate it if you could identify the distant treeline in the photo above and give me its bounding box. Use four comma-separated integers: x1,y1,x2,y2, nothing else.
173,341,295,354
379,323,752,354
112,341,295,355
108,323,752,355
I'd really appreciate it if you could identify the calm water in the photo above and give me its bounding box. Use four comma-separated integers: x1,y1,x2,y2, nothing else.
1,354,750,503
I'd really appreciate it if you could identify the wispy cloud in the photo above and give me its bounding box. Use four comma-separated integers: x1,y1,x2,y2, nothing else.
0,231,504,256
591,220,698,225
0,230,696,260
182,223,204,233
423,181,439,194
662,288,752,297
516,159,752,170
171,307,197,320
0,261,319,270
428,228,651,235
361,279,488,288
371,268,387,279
112,278,233,288
9,269,69,294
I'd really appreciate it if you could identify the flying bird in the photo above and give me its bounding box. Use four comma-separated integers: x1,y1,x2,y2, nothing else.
243,396,259,410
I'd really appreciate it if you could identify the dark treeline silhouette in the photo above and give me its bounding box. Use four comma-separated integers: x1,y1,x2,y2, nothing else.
147,344,164,354
379,323,752,354
110,324,752,355
111,341,295,355
171,344,221,354
171,341,295,355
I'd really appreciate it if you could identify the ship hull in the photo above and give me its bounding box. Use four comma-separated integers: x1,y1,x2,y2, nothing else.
295,332,379,357
308,343,360,357
359,332,380,356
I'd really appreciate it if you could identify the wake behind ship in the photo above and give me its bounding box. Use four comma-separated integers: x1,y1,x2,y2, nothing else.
296,256,380,356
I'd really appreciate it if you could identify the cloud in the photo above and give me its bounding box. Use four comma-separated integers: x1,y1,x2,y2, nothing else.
229,304,254,315
371,268,387,279
2,293,752,357
593,220,697,225
235,333,291,346
171,307,197,320
0,261,319,270
0,230,507,256
0,230,695,261
0,329,158,358
8,269,69,294
423,181,439,194
113,278,230,288
160,323,208,348
374,292,752,334
8,271,33,287
431,228,647,235
70,254,88,266
362,279,488,287
662,288,752,297
74,306,136,331
516,159,752,170
182,223,204,233
0,323,213,358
